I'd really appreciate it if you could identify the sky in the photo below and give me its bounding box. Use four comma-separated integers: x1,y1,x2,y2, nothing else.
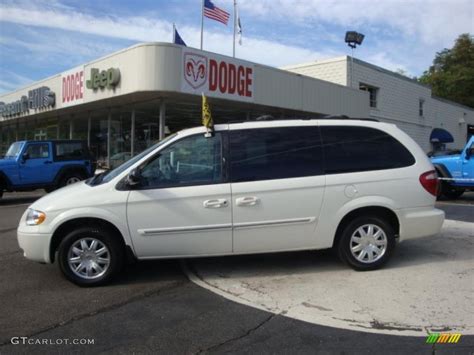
0,0,473,94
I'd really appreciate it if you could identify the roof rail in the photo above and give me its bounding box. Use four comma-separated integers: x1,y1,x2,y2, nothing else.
320,115,379,122
225,115,379,124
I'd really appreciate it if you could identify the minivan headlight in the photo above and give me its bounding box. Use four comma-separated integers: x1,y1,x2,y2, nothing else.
26,209,46,226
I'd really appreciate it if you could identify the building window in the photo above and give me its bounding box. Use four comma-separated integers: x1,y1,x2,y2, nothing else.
359,83,378,108
419,99,425,117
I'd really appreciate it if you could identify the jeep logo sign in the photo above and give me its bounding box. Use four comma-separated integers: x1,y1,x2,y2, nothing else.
86,67,120,90
182,50,254,102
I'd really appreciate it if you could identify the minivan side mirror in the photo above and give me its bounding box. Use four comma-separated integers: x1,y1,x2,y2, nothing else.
21,152,29,162
126,168,142,186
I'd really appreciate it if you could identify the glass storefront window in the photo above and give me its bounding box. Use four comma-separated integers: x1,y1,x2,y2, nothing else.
134,111,160,155
89,113,109,169
110,112,132,169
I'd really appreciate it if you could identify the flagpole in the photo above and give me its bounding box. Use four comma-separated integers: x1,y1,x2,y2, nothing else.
173,23,175,43
233,0,237,57
200,0,204,50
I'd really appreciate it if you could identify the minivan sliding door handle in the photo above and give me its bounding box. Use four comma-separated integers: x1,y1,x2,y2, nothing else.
236,196,258,206
203,199,228,208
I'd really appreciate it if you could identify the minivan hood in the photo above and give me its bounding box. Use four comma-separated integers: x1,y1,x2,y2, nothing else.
29,179,128,214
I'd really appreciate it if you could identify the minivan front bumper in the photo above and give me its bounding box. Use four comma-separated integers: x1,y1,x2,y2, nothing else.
17,228,52,263
398,207,445,241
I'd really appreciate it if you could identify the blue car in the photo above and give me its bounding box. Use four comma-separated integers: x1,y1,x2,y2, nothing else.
431,136,474,199
0,140,95,198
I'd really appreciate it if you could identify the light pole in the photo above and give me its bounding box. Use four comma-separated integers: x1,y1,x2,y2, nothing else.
345,31,365,88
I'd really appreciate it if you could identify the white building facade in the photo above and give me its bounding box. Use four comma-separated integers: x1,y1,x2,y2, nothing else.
0,43,368,167
284,56,474,152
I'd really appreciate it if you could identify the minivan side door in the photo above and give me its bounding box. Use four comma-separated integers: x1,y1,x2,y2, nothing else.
126,131,232,258
229,125,326,253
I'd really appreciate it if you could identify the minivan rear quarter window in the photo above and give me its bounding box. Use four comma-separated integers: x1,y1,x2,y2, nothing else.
321,126,415,174
230,127,323,182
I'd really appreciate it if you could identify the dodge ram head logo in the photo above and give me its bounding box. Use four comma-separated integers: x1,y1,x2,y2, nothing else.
184,53,208,89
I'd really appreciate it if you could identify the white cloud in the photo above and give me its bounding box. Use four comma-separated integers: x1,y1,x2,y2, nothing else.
0,2,340,68
239,0,473,47
0,71,34,93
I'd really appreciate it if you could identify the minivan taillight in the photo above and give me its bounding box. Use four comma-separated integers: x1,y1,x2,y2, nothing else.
419,170,439,196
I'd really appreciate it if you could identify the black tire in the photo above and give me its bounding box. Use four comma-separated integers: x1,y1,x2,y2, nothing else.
441,183,465,200
337,216,396,271
58,171,86,188
57,226,125,287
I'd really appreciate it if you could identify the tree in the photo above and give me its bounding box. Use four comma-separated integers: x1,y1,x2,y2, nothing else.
419,33,474,108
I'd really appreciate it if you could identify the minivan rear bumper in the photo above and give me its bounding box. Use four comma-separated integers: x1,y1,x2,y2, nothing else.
397,207,445,241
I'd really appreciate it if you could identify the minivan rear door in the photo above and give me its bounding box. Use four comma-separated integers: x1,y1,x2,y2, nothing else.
229,125,326,253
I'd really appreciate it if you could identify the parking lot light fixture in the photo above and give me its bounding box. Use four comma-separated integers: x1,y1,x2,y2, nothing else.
345,31,365,88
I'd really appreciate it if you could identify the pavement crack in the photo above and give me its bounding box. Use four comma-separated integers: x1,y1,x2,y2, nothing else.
0,281,186,347
195,313,275,354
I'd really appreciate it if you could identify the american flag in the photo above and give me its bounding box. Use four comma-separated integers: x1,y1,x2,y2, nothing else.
204,0,230,25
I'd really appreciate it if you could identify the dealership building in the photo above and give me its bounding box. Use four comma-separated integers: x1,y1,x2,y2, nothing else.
1,42,473,168
284,57,474,152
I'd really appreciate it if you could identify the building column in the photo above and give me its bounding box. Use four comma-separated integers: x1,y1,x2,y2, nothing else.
131,109,135,156
56,116,60,139
87,113,91,147
107,109,111,169
15,118,19,141
159,101,166,140
69,116,74,140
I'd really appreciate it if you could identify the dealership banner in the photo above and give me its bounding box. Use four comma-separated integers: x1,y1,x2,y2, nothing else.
61,66,85,108
181,50,254,102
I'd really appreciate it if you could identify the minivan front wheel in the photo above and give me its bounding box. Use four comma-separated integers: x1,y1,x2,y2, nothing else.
58,227,124,286
337,216,396,271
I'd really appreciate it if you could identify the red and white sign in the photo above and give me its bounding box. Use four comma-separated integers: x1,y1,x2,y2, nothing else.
182,50,254,102
61,67,84,107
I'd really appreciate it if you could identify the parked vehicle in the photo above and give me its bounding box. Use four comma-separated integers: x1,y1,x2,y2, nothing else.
0,140,95,198
427,149,462,158
17,119,444,286
431,136,474,199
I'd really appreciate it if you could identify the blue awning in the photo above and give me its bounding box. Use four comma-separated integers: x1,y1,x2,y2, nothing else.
430,128,454,143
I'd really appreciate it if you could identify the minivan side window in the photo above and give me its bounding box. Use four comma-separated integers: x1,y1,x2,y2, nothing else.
321,126,415,174
230,127,323,182
139,133,223,188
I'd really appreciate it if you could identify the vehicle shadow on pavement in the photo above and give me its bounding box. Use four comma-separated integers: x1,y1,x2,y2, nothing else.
115,259,186,286
186,231,473,279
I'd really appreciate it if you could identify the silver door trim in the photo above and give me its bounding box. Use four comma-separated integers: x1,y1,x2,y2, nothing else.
233,217,316,230
138,223,233,236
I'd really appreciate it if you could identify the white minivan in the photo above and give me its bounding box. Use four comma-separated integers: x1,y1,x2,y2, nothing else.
18,119,444,286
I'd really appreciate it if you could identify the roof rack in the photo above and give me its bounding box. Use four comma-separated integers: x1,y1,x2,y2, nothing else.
226,115,379,124
320,115,379,122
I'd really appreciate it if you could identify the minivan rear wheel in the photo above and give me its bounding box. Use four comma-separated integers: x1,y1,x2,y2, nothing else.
58,226,125,286
337,216,396,271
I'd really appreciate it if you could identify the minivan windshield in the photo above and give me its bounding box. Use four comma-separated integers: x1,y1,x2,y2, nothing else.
89,134,177,186
4,142,23,158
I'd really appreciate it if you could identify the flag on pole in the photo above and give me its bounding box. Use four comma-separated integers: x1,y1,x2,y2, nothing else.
204,0,230,25
202,93,214,136
173,27,187,46
237,8,242,45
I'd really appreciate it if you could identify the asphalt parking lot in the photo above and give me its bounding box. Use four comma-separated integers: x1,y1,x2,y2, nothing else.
0,191,473,354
